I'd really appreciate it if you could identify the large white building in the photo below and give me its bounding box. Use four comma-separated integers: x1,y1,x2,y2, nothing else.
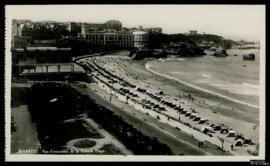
80,30,149,49
81,31,134,48
133,31,149,49
79,22,149,49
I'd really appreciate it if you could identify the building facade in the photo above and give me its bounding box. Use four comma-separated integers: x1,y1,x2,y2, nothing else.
12,36,31,48
81,20,122,34
82,31,134,48
81,23,105,33
80,30,149,49
133,31,149,49
68,22,82,37
12,47,74,75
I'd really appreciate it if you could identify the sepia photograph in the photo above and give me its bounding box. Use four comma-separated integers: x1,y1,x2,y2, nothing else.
4,4,266,162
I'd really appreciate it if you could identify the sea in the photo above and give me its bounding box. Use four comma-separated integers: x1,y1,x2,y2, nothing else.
147,49,261,108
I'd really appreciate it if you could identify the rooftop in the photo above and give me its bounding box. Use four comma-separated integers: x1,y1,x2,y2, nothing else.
133,31,148,35
13,47,72,52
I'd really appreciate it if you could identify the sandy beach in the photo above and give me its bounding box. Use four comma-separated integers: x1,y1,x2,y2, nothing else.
76,50,260,156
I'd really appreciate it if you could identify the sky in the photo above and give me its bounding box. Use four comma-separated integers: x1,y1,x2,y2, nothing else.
5,5,265,41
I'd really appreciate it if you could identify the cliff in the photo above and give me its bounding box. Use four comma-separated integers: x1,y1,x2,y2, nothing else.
148,32,235,50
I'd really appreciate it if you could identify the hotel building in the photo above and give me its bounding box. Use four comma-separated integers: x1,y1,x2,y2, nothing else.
80,31,134,48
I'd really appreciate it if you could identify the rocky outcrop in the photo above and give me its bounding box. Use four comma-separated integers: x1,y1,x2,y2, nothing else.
164,42,206,57
129,49,168,60
213,49,228,57
243,53,255,60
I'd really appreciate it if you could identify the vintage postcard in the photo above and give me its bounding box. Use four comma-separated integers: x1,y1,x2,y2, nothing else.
4,4,266,162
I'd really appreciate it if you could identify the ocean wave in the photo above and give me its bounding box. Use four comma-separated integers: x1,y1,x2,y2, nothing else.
159,58,186,62
242,82,260,89
201,74,211,78
145,62,259,109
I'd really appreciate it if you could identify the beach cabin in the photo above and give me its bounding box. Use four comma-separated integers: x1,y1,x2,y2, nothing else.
185,112,191,117
193,116,201,121
153,105,160,109
201,126,209,134
243,138,253,145
145,105,151,109
220,128,229,134
235,139,244,146
171,104,177,108
214,125,222,131
181,110,187,114
167,103,173,108
150,103,155,107
159,91,164,95
227,130,236,137
159,107,166,111
175,107,183,112
198,119,208,124
190,113,197,119
235,134,244,140
201,126,214,134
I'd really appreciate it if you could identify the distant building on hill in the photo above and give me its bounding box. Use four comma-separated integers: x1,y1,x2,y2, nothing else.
189,30,198,35
144,27,162,33
81,20,122,34
81,22,106,33
12,19,153,49
104,20,122,31
68,22,82,37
